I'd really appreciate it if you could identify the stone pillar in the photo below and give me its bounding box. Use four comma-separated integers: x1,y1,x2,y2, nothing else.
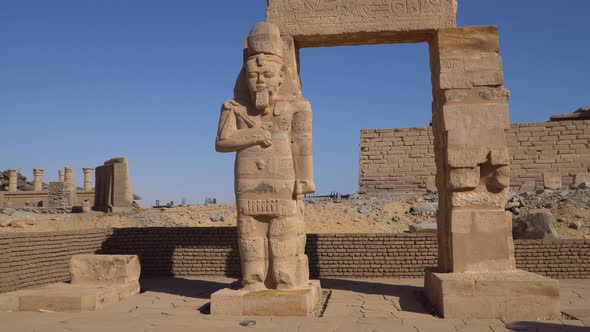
63,166,78,207
7,169,18,192
424,26,559,320
33,168,44,192
64,167,74,187
58,170,65,183
82,168,94,191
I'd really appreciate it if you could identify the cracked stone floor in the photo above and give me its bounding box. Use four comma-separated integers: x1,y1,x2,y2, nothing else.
1,277,589,331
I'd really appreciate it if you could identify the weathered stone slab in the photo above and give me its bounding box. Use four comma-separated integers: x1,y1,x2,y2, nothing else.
424,268,560,320
442,104,510,131
436,26,500,57
0,282,139,312
266,0,458,47
70,255,140,285
449,209,515,273
211,280,321,316
543,171,562,190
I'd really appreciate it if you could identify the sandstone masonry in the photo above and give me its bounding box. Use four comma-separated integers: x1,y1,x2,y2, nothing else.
360,120,590,193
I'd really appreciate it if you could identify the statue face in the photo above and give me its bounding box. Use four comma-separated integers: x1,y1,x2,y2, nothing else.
245,55,284,113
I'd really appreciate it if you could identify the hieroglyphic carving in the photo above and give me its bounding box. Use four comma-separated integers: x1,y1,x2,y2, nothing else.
272,0,448,26
266,0,457,45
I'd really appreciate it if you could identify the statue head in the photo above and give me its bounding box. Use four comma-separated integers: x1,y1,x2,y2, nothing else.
246,22,285,114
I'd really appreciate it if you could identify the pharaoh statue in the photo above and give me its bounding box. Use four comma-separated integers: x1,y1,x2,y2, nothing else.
215,22,315,291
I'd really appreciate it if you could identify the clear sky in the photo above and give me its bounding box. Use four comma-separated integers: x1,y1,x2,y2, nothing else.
1,1,588,204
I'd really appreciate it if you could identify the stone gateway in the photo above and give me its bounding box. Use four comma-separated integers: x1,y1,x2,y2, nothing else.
210,0,561,320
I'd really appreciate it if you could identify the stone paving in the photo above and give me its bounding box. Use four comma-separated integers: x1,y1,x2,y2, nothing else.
1,277,589,331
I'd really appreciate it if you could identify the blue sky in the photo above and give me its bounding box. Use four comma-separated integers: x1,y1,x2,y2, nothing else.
1,1,588,204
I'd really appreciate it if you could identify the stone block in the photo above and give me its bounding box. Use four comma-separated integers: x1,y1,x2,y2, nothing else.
543,171,562,190
94,157,134,212
571,172,590,188
439,54,504,89
266,0,458,47
210,280,321,316
451,190,508,209
442,104,509,131
69,255,140,285
518,181,536,193
436,26,499,57
449,209,515,273
424,268,560,320
0,282,139,312
449,167,480,190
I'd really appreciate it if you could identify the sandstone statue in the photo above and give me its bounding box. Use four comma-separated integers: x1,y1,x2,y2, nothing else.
215,22,315,292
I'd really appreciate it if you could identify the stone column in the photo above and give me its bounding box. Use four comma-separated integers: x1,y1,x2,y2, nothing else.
33,168,44,192
58,170,65,183
64,167,74,187
7,169,18,192
82,168,94,191
424,26,559,320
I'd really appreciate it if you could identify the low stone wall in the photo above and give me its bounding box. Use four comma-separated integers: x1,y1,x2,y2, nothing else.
0,228,589,294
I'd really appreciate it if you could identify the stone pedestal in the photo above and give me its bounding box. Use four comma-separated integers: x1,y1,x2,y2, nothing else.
424,268,560,320
0,254,140,312
0,282,139,312
211,280,321,316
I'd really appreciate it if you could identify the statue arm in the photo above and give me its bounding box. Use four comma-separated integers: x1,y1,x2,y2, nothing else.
215,101,271,153
292,101,315,195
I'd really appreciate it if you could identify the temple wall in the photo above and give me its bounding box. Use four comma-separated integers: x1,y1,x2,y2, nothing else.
359,120,590,193
1,228,588,294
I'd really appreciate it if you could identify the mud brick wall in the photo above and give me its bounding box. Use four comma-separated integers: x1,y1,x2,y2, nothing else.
99,227,241,277
514,239,590,279
306,233,437,277
0,229,109,293
1,228,589,294
359,120,590,193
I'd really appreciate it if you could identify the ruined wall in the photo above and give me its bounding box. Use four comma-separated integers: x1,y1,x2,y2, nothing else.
1,228,588,294
0,190,95,209
360,120,590,193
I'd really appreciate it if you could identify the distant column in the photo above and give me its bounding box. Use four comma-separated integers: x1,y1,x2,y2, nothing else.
58,170,65,183
8,169,19,192
82,168,94,191
33,168,44,191
64,167,74,187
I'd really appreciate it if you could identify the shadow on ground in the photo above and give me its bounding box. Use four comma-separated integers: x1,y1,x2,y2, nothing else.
507,321,588,331
314,278,432,314
140,277,232,299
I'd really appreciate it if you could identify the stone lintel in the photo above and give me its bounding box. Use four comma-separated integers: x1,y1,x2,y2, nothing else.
266,0,457,48
424,268,560,320
211,280,321,316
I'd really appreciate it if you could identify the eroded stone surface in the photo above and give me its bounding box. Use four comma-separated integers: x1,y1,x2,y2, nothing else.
213,22,319,316
424,269,561,320
94,157,134,212
266,0,458,47
70,254,141,285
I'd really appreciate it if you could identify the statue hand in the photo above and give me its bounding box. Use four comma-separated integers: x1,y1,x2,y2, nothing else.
223,99,245,113
251,127,272,148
